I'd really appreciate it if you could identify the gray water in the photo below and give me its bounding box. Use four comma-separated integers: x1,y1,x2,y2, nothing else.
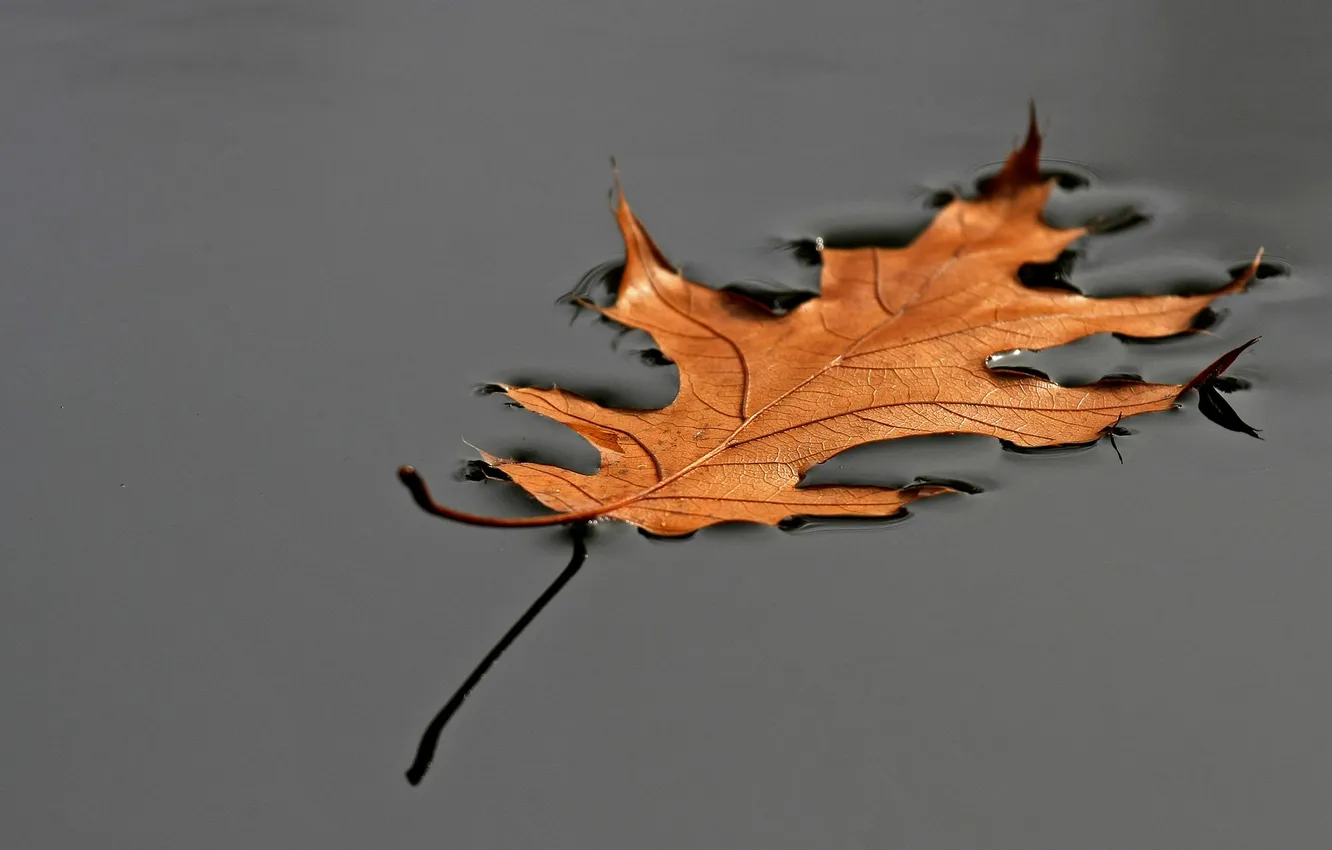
5,1,1332,847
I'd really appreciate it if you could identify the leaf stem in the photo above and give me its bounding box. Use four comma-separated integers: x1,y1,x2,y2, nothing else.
398,466,601,527
405,522,590,786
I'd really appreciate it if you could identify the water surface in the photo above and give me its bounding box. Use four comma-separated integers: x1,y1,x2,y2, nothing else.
4,1,1331,848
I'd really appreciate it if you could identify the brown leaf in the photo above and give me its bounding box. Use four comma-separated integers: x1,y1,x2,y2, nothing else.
401,112,1260,536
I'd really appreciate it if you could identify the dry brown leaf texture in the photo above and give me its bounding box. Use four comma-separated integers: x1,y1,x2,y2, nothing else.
401,114,1258,536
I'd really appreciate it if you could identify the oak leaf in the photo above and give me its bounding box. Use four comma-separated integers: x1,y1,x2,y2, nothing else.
401,115,1258,537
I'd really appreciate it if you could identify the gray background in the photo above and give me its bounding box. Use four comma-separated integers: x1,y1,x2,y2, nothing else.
4,1,1330,848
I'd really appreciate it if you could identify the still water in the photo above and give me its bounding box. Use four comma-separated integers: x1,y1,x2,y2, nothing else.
5,1,1331,847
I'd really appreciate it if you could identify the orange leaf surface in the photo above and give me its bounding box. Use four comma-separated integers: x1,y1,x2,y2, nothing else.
401,113,1258,536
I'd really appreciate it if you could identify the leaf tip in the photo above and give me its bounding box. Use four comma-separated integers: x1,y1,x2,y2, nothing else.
986,104,1044,195
1182,336,1261,394
1223,248,1265,294
607,160,676,277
